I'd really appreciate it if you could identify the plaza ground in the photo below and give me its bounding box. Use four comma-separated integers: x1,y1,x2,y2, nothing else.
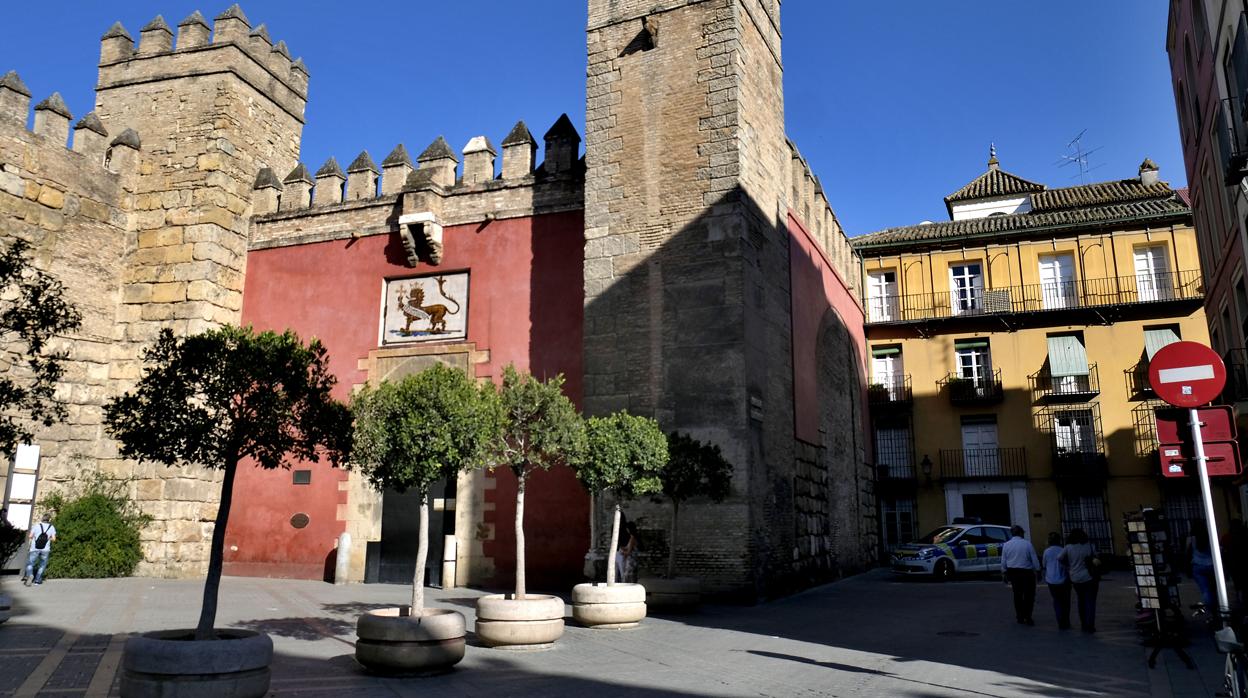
0,568,1230,696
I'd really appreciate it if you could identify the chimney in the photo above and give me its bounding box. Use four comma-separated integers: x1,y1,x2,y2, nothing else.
1139,158,1160,187
501,121,536,179
462,136,496,185
346,151,379,200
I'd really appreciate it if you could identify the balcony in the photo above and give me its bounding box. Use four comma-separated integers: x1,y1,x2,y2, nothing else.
864,271,1203,325
868,375,913,410
1220,92,1248,185
1029,364,1100,403
1222,348,1248,404
1051,451,1109,483
940,369,1004,406
1124,360,1155,399
939,448,1027,480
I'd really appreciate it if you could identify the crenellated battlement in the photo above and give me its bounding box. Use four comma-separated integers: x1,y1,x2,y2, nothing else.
0,71,142,177
96,5,308,124
252,114,584,220
786,139,859,291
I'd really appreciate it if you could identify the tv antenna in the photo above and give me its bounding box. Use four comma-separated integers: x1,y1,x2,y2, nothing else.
1054,129,1104,184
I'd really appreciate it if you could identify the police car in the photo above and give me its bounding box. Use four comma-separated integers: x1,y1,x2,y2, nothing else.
890,523,1012,580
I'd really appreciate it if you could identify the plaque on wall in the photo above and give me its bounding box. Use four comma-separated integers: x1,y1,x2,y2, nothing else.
381,273,468,345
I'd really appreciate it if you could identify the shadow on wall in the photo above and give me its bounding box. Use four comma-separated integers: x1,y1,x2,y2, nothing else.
579,184,873,600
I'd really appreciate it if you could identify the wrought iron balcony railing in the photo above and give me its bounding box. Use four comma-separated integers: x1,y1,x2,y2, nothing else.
1029,364,1100,403
1220,93,1248,185
868,374,913,410
1052,451,1109,482
939,447,1027,480
1125,360,1155,399
940,369,1004,405
864,270,1202,325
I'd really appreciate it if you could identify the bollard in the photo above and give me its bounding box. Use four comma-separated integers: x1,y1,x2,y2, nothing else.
334,532,351,585
442,535,457,589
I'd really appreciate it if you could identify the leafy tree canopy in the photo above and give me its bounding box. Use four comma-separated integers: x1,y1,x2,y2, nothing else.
659,432,733,504
0,238,82,455
577,412,668,499
351,363,500,496
104,326,353,470
490,365,584,480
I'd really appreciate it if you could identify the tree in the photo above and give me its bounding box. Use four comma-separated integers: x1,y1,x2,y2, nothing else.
350,364,499,613
575,412,667,586
487,365,584,600
657,432,732,579
104,327,352,640
0,238,82,455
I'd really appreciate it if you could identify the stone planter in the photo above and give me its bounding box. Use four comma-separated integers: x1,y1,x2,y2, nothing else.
640,576,700,611
0,590,11,624
355,607,465,675
474,594,564,649
571,582,646,629
120,628,272,698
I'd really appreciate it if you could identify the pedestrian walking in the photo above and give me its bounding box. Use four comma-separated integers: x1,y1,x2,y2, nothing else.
1042,531,1071,629
1062,528,1100,633
21,513,56,587
1001,525,1041,625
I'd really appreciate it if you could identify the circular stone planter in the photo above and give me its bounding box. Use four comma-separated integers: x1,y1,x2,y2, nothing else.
0,590,11,624
640,576,700,611
355,607,465,675
571,582,647,629
474,594,565,649
120,628,272,698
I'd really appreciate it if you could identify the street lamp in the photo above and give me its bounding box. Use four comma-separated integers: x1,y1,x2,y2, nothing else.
920,454,933,483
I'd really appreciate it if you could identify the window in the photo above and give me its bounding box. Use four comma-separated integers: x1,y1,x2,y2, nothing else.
960,416,999,477
874,419,913,479
1061,493,1113,555
881,497,917,548
293,470,312,485
1134,245,1173,301
867,270,899,322
1236,278,1248,346
871,345,904,399
983,527,1010,544
955,339,991,385
1053,409,1097,455
949,263,984,315
1046,333,1089,394
1038,253,1076,309
1144,325,1181,361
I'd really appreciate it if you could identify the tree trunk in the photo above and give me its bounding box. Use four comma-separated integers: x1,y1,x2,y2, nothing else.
411,494,429,615
195,460,238,640
606,502,621,586
515,475,526,600
667,499,679,579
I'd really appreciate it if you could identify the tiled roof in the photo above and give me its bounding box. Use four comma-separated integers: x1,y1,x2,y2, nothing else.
944,167,1045,204
852,197,1189,250
1030,179,1172,212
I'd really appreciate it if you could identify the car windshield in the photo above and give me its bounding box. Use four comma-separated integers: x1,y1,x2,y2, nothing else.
915,526,963,545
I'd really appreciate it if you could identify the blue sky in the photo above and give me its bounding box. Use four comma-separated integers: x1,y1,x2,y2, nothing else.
0,2,1179,236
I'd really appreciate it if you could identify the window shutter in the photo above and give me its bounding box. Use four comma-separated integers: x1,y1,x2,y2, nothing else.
954,339,989,349
1047,335,1088,377
871,346,901,357
1144,327,1180,360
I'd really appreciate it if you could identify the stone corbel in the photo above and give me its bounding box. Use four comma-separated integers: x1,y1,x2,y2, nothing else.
397,212,444,266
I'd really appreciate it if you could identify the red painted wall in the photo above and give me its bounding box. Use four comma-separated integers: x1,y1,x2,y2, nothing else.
224,210,588,587
787,211,869,450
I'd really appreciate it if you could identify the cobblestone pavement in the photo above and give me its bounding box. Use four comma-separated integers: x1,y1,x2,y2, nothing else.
0,569,1229,696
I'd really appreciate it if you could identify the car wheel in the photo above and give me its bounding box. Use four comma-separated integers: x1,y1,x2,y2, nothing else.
934,559,955,581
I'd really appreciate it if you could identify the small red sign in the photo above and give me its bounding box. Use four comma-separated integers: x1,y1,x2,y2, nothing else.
1156,406,1237,444
1148,342,1227,408
1159,441,1243,478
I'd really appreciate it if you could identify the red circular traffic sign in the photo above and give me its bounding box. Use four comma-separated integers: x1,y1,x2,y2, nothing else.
1148,341,1227,408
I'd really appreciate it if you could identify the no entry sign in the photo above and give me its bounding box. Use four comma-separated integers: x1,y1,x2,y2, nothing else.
1148,341,1227,408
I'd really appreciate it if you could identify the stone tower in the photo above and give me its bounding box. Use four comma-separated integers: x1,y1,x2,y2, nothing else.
584,0,873,596
89,6,308,575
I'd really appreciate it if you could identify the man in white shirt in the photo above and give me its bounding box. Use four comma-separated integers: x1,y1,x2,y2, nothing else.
22,513,56,587
1000,525,1041,625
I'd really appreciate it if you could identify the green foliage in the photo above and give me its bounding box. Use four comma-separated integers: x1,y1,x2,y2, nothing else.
576,411,668,499
659,432,733,503
41,475,151,579
104,326,353,471
490,365,585,481
0,238,82,455
0,518,23,567
351,363,500,496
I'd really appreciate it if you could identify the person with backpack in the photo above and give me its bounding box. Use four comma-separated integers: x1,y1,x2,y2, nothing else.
22,513,56,587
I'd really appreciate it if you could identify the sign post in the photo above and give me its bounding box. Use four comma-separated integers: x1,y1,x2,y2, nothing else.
1148,341,1232,627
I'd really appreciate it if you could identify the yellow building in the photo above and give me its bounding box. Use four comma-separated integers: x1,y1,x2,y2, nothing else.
852,153,1231,559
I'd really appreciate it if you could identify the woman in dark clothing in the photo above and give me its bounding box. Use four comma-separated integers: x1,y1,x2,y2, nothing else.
1061,528,1098,633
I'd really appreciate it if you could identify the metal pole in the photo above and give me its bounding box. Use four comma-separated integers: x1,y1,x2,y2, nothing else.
1190,407,1231,620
